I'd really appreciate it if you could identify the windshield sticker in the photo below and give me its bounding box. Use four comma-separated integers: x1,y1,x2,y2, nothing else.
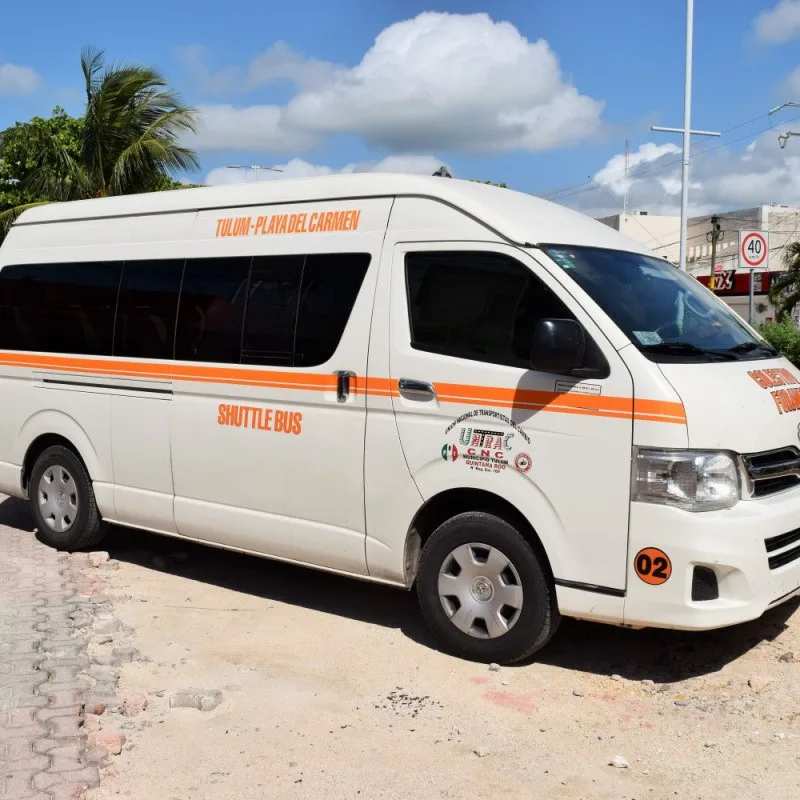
555,380,602,397
442,409,531,474
633,331,663,346
748,368,800,415
547,250,576,270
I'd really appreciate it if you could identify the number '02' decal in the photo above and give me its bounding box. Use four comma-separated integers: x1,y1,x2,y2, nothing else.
634,547,672,585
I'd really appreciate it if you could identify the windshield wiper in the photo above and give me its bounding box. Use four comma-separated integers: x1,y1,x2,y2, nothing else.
724,341,778,357
639,342,738,361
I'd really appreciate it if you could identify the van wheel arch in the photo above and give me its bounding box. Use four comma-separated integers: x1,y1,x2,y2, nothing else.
404,488,554,588
22,434,92,497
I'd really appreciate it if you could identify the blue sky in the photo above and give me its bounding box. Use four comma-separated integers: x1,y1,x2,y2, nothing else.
2,0,800,215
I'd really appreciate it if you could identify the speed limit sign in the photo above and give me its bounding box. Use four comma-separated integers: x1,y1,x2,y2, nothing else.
739,230,768,269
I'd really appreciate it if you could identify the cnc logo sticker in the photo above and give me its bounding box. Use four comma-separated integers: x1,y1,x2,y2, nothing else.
634,547,672,585
514,453,532,473
441,409,532,475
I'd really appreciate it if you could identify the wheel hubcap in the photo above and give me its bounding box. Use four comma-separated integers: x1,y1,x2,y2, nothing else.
438,542,524,639
38,466,78,533
471,576,494,602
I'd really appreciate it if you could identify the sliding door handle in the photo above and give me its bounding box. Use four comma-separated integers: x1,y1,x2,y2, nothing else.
398,378,436,400
336,370,356,403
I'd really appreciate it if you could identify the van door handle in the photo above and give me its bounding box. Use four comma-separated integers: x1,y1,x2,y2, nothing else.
398,379,436,400
336,370,356,403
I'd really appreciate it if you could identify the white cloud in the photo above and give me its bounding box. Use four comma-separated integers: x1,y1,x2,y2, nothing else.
785,65,800,97
564,133,800,218
594,142,680,194
194,104,315,152
187,12,603,155
176,42,335,94
0,63,41,95
755,0,800,44
205,153,445,185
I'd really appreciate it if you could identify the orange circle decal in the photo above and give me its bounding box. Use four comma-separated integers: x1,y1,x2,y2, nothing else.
634,547,672,585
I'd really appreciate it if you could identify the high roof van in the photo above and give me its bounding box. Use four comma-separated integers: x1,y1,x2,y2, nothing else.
0,174,798,663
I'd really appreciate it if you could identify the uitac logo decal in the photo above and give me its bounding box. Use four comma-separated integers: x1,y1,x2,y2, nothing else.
441,409,532,475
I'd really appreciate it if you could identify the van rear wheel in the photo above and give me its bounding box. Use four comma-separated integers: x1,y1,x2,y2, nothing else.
29,445,108,551
416,512,559,664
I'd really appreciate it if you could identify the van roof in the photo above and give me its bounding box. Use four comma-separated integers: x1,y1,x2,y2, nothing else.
13,173,650,253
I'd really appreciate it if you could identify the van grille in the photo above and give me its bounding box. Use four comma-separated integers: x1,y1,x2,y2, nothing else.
765,528,800,570
742,447,800,498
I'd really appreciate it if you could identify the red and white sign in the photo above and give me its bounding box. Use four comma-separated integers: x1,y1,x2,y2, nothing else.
739,230,768,269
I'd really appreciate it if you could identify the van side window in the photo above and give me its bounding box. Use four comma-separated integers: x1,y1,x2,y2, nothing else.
114,260,184,360
175,257,251,363
0,262,121,355
406,251,605,372
294,253,370,367
241,255,304,366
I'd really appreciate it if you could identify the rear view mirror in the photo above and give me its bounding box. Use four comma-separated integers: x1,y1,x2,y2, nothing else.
531,319,585,375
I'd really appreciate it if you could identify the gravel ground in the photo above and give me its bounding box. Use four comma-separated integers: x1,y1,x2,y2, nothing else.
2,494,799,800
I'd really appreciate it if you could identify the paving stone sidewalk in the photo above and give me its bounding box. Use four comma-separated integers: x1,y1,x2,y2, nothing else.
0,503,105,800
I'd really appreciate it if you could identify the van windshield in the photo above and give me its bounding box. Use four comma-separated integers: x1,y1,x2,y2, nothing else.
542,245,777,363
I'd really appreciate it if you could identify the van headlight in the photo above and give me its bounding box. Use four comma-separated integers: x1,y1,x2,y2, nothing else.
633,449,741,512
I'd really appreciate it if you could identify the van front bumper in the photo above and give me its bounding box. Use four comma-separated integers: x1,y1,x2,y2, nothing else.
623,494,800,630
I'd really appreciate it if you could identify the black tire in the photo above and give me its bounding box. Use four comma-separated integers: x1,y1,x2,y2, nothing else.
29,445,108,551
417,512,560,664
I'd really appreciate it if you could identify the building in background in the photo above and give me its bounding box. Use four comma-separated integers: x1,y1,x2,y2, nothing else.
599,205,800,326
597,211,680,260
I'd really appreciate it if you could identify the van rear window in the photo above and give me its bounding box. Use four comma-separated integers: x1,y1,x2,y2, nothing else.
0,262,121,355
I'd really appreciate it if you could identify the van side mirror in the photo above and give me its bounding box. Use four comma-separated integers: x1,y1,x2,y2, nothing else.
531,319,586,375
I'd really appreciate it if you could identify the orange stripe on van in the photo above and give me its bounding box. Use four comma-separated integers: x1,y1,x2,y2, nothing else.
0,352,686,425
0,352,338,392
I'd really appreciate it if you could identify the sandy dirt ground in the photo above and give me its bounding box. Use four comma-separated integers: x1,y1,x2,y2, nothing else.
2,495,797,800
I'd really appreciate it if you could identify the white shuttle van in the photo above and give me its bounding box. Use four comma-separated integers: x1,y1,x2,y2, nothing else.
1,174,799,663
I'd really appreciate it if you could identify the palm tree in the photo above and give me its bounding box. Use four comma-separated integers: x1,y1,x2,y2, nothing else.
1,48,198,236
768,241,800,320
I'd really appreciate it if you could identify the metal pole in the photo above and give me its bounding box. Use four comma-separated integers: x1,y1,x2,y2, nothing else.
749,272,755,325
679,0,694,272
708,215,721,289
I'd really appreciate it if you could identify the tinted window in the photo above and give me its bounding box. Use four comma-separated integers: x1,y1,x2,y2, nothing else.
0,262,121,355
114,260,184,360
241,255,304,366
544,246,769,362
294,253,370,367
175,257,251,363
406,251,576,368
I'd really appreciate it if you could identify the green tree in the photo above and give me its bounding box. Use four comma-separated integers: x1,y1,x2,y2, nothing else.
767,241,800,320
1,48,199,239
471,179,508,188
0,108,83,214
759,317,800,366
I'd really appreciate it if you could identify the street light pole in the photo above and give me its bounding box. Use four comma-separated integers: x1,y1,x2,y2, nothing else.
679,0,694,274
651,0,720,272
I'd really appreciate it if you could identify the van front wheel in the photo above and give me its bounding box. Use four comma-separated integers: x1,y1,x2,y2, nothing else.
29,445,108,551
416,512,559,664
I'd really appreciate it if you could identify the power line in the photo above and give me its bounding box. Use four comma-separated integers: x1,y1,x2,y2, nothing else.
542,111,800,206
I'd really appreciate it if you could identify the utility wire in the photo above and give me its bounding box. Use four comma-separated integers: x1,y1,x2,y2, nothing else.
542,112,800,205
